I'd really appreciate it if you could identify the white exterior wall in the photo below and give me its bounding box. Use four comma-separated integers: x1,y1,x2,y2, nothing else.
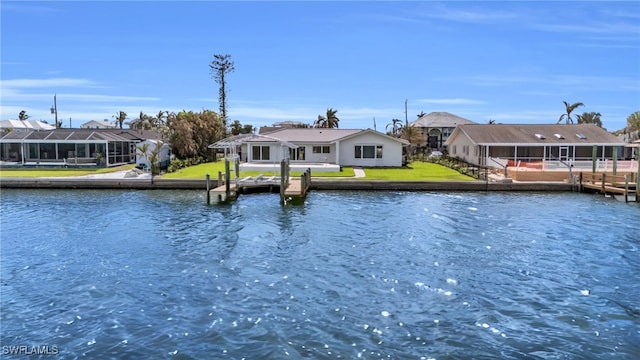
338,133,404,167
136,140,170,167
248,142,290,163
447,133,478,165
299,144,337,163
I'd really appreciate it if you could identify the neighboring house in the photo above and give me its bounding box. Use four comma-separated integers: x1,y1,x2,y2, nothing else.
445,124,629,179
81,120,117,129
618,129,639,159
410,112,477,150
210,128,409,171
135,139,171,170
0,129,163,167
0,119,56,131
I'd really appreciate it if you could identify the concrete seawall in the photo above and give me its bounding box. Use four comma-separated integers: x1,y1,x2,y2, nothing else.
0,178,573,192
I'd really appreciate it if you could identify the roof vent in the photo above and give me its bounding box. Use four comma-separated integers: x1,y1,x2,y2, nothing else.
535,133,545,140
576,133,587,140
554,133,565,139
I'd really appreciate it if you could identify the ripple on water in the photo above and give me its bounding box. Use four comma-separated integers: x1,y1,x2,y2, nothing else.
1,190,639,358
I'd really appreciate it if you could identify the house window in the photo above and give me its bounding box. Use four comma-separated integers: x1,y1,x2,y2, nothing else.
451,145,457,155
355,145,383,159
290,146,305,160
252,145,270,160
312,146,330,154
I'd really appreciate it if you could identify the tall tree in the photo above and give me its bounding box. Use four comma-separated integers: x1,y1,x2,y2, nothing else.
18,110,30,121
576,112,603,128
230,120,243,135
130,111,152,130
400,124,421,144
314,108,340,128
209,54,235,129
154,110,167,128
626,111,640,133
557,101,584,124
113,111,128,129
386,118,403,136
166,110,225,160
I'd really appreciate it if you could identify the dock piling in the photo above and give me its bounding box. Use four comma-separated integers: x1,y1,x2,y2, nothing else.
206,174,211,204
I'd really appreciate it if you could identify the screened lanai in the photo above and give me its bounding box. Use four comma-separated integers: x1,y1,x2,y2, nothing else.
0,129,138,167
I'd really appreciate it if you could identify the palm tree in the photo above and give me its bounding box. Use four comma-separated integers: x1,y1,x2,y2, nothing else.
626,111,640,133
18,110,30,121
576,112,603,128
386,118,403,136
230,120,243,135
557,101,584,124
154,110,167,128
130,111,152,130
314,108,340,128
113,111,128,129
488,119,496,124
136,142,150,170
416,111,426,119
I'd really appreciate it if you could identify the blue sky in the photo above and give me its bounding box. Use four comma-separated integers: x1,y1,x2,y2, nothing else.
1,1,639,131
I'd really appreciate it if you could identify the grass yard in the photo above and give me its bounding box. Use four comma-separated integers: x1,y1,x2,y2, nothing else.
0,164,135,178
159,161,473,181
0,161,474,181
159,162,356,179
361,161,475,181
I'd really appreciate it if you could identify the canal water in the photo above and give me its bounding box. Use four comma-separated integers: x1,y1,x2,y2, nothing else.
1,189,638,359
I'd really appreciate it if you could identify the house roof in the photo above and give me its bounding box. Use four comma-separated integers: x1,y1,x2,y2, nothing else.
446,124,625,146
0,119,56,130
211,128,410,148
81,120,116,128
0,128,161,142
209,133,298,149
411,112,477,128
259,128,363,143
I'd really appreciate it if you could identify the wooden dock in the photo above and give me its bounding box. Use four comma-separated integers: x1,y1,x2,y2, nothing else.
580,172,638,203
207,167,312,205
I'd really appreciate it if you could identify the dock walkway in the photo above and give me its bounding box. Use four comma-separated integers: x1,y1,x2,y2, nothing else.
580,172,637,203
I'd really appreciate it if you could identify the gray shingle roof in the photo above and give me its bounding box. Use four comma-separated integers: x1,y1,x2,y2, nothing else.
450,124,624,145
411,112,477,128
260,128,363,143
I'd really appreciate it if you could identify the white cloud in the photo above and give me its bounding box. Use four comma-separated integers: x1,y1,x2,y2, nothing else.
0,78,97,89
416,3,520,24
416,98,486,105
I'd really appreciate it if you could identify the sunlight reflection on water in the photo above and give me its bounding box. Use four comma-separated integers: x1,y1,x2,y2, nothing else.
1,189,639,359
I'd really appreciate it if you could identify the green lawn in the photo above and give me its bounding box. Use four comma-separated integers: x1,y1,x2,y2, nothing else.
361,161,475,181
159,161,474,181
0,161,475,181
159,162,356,179
0,164,135,178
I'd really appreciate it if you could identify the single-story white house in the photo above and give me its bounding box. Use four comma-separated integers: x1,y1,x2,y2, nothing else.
0,128,164,167
81,120,117,129
135,139,171,170
210,128,410,172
